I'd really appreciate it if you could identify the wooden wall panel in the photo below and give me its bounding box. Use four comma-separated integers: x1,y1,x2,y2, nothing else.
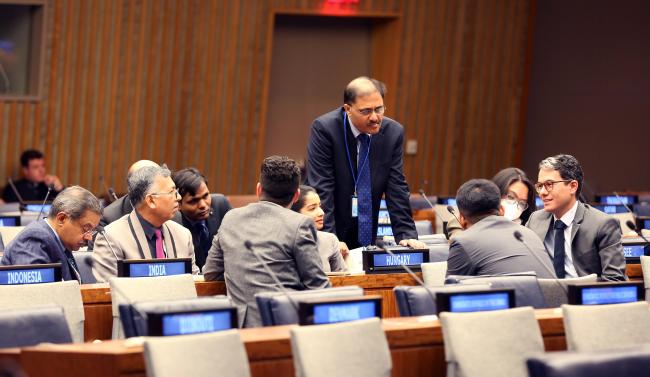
0,0,532,198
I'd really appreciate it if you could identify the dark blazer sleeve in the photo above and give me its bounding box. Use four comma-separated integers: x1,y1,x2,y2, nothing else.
446,239,473,276
306,119,337,233
384,127,418,242
209,194,232,234
596,217,626,281
3,232,52,265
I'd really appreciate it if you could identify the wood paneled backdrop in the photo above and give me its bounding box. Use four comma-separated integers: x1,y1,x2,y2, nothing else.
0,0,532,197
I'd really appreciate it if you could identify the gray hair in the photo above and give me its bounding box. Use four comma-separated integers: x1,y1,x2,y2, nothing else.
539,154,584,196
343,76,386,104
48,186,102,220
128,165,171,206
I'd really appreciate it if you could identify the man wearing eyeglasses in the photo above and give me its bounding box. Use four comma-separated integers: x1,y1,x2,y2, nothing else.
306,76,424,250
1,186,101,282
92,165,199,282
526,154,625,281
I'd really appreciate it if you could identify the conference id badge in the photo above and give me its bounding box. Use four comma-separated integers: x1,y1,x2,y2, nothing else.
351,195,358,218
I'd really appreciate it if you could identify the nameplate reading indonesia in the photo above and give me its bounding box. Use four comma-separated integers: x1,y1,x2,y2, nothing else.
0,263,62,285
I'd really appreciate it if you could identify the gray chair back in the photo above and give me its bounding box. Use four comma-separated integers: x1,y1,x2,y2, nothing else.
0,306,72,347
537,274,597,307
255,286,364,326
393,284,491,317
73,251,96,284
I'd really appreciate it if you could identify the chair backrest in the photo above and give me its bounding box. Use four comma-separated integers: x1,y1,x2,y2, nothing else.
290,317,391,377
73,251,96,284
0,226,25,246
120,295,234,338
415,220,434,236
421,262,448,286
527,345,650,377
143,330,251,377
393,284,492,317
611,213,635,233
427,242,450,262
446,273,547,309
537,274,598,308
562,301,650,352
255,286,364,326
0,280,84,342
109,275,197,339
0,305,72,347
440,306,544,377
640,256,650,299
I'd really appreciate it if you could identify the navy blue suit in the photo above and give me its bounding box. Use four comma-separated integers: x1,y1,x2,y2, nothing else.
306,107,417,248
1,220,77,281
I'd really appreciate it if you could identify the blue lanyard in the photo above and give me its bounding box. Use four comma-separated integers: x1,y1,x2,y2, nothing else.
343,112,371,195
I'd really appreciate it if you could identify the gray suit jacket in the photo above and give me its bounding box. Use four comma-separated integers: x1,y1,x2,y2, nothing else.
316,231,347,273
92,210,199,282
526,202,626,281
0,220,79,281
446,215,556,278
203,201,331,328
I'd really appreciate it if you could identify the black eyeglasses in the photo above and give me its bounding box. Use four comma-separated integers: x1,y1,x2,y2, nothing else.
352,105,386,117
534,180,572,194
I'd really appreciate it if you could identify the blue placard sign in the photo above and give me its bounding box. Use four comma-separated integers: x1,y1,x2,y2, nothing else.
373,252,424,267
312,300,378,325
0,266,58,285
623,245,645,258
161,310,235,336
128,261,187,277
581,286,639,305
25,204,53,213
449,292,511,313
0,217,18,226
600,195,635,205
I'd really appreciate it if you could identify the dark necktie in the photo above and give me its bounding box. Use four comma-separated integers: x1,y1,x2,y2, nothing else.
197,221,209,248
65,250,81,283
357,134,372,246
553,220,568,278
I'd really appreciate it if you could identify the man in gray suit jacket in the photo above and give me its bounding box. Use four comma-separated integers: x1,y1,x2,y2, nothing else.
446,179,556,278
527,154,625,281
1,186,102,282
203,156,330,328
92,165,199,282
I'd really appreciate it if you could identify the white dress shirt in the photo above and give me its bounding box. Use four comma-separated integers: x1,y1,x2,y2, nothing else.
544,200,579,278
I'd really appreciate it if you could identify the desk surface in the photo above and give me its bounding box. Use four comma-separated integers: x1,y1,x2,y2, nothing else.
18,309,566,377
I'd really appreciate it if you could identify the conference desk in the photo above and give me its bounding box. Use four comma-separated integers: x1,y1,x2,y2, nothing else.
7,309,566,377
81,273,422,341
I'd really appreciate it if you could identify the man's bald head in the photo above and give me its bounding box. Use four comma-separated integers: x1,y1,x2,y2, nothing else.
127,160,159,180
343,76,386,105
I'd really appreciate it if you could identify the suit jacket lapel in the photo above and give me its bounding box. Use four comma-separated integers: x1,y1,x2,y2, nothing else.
533,212,553,243
161,223,177,258
571,202,585,244
129,211,153,259
207,200,220,235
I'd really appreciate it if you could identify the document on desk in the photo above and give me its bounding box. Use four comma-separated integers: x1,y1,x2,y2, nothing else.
344,247,365,274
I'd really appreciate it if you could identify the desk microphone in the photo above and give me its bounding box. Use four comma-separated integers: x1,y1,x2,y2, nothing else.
99,175,119,202
97,226,120,261
613,191,636,216
418,189,436,211
446,205,461,225
36,184,55,221
244,240,299,312
7,178,25,208
513,230,567,295
626,220,650,244
375,241,437,310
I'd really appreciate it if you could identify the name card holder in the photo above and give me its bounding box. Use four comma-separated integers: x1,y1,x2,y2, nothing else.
622,240,649,263
0,215,20,226
362,246,429,274
298,295,382,325
567,281,644,305
595,195,638,205
147,307,238,336
436,289,516,314
0,263,62,285
117,258,192,278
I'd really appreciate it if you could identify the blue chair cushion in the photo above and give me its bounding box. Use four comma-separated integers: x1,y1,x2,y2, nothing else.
0,305,72,347
527,346,650,377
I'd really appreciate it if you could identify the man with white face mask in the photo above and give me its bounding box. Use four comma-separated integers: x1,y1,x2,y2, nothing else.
446,179,556,278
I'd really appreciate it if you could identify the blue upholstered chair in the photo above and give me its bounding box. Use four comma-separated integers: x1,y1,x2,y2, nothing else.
527,346,650,377
0,306,72,347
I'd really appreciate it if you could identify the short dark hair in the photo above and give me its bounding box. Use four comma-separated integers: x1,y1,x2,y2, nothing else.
20,149,44,167
260,156,301,206
456,179,501,224
538,154,584,196
491,167,535,224
343,77,386,104
290,185,317,212
172,167,208,198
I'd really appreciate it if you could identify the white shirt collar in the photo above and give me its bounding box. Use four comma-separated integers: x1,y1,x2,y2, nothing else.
45,219,66,250
347,114,370,139
554,200,579,226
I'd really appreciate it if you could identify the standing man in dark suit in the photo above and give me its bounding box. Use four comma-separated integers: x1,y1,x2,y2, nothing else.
2,149,64,203
306,76,424,249
527,154,626,281
446,179,555,278
172,167,231,271
1,186,102,282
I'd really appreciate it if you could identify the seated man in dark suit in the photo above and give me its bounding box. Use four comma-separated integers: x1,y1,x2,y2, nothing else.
1,186,102,282
203,156,330,328
527,154,625,281
446,179,556,278
2,149,64,203
99,159,159,227
171,167,231,271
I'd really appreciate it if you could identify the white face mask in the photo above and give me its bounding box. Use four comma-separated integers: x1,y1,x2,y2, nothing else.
501,199,523,221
